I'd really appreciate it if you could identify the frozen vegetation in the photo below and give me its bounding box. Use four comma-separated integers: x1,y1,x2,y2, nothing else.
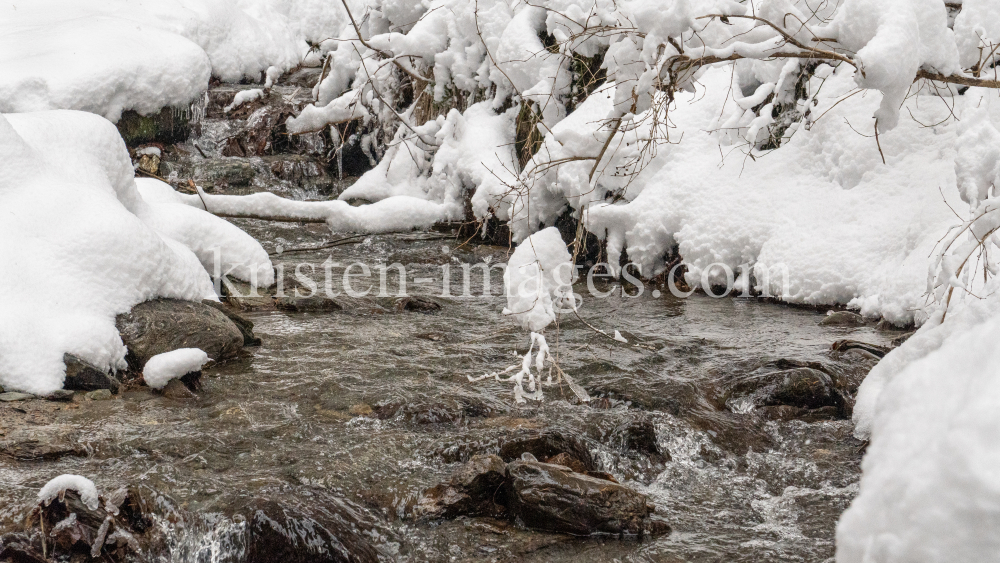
3,0,1000,561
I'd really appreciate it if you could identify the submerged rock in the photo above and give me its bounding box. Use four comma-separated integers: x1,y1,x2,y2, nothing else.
274,295,343,312
63,353,121,392
725,366,853,419
505,460,662,536
242,499,381,563
615,419,670,462
116,299,244,371
819,311,867,326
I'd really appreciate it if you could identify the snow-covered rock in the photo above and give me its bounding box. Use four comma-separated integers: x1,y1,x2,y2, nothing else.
143,348,209,390
38,475,100,511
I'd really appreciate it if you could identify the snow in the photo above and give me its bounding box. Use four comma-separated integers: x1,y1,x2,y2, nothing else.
0,110,268,395
38,475,100,511
0,0,361,121
502,227,575,333
143,348,209,389
224,89,265,113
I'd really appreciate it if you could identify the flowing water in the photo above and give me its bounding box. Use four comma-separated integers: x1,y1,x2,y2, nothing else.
0,80,898,562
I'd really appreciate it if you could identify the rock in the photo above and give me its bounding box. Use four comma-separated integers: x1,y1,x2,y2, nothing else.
0,392,34,402
222,103,296,158
499,431,597,472
726,366,853,419
395,296,442,313
831,339,891,358
46,389,75,401
543,452,587,473
116,107,193,147
819,311,866,326
242,499,381,563
615,419,670,462
891,331,916,347
202,299,262,346
27,487,155,563
220,276,275,311
348,403,373,416
116,298,244,371
63,353,121,392
275,295,344,312
504,460,659,536
0,384,3,393
0,427,87,460
160,378,195,399
136,152,160,175
86,389,113,401
0,536,48,563
414,455,508,519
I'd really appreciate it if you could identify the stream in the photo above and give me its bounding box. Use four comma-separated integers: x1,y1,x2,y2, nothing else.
0,76,899,563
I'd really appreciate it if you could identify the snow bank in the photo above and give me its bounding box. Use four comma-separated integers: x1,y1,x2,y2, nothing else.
0,110,269,395
837,299,1000,563
39,475,100,511
0,0,360,120
143,348,209,389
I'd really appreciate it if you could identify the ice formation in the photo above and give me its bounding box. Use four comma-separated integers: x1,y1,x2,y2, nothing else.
143,348,209,390
38,475,100,512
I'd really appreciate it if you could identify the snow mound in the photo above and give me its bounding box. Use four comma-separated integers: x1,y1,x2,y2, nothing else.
503,227,575,333
0,0,357,120
0,110,269,395
143,348,209,390
39,475,100,512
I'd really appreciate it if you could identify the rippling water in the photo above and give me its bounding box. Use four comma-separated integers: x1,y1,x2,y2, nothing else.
0,222,897,562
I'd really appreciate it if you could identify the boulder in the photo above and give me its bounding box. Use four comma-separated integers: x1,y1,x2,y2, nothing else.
414,455,507,519
725,366,853,419
499,431,596,472
504,460,662,536
242,499,381,563
201,299,261,346
116,299,244,371
63,353,121,392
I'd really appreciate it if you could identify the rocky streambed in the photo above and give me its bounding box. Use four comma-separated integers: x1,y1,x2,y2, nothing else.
0,75,906,562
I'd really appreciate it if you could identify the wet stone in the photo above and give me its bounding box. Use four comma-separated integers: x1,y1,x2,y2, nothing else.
275,295,344,312
160,378,196,399
499,430,597,472
242,499,382,563
64,352,121,392
116,298,244,370
415,454,508,519
87,389,113,401
202,299,262,346
46,389,75,401
504,460,661,536
819,311,867,326
0,392,34,402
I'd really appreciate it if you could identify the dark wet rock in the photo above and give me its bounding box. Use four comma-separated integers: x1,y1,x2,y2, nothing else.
242,499,381,563
615,419,670,462
63,353,121,392
116,298,244,371
220,276,275,311
831,339,891,358
499,431,597,472
275,295,344,312
0,427,86,460
761,405,841,422
222,102,296,158
0,392,34,402
395,296,442,313
766,368,846,410
543,452,588,473
504,460,661,536
819,311,866,326
376,397,493,424
414,455,508,519
22,487,155,563
86,389,113,401
160,379,196,399
117,107,192,147
0,536,47,563
46,390,75,402
202,299,262,346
